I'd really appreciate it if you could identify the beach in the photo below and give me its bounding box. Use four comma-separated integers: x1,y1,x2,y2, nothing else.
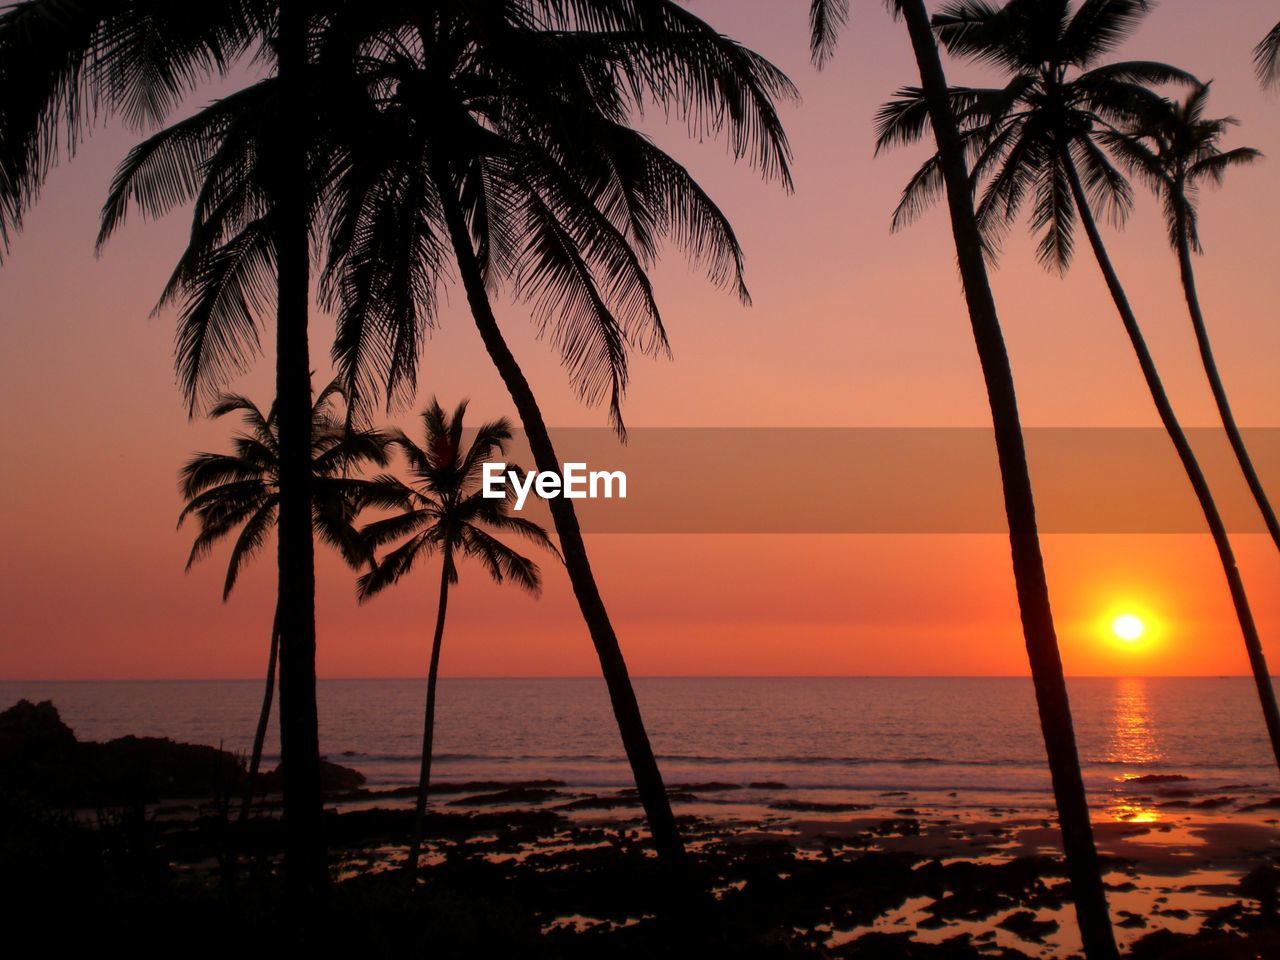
6,677,1280,956
310,773,1280,956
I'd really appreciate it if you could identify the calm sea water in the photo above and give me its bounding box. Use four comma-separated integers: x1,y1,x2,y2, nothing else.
2,677,1275,798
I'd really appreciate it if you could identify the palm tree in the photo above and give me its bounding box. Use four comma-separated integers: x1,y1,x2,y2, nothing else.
355,399,555,879
312,4,797,869
1105,87,1278,553
84,1,794,873
178,380,389,828
1257,20,1280,87
879,0,1280,786
269,0,326,893
809,2,1118,956
0,0,338,890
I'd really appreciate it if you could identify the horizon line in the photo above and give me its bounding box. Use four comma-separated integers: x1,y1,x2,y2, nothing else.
1,674,1267,683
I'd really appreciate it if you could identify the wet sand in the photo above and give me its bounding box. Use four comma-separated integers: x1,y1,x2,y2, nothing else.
290,772,1280,957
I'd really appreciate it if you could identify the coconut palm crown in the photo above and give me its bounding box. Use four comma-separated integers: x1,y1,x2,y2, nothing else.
178,378,391,597
874,0,1198,269
1102,83,1261,253
356,399,556,600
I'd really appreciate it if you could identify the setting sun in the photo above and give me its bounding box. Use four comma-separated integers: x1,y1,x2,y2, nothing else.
1112,614,1147,643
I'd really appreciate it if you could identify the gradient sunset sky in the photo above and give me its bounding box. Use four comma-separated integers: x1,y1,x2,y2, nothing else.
2,0,1278,680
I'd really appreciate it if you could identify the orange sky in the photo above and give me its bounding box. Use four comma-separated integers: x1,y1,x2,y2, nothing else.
2,0,1279,679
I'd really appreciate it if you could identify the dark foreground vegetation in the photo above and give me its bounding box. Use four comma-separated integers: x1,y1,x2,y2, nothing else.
7,789,1280,958
5,701,1280,959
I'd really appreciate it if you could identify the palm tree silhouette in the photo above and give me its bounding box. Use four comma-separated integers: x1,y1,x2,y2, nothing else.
82,2,794,873
355,399,555,880
1105,87,1278,553
1257,20,1280,87
179,380,389,826
809,2,1118,955
880,0,1280,787
0,1,338,888
311,6,795,869
268,6,325,890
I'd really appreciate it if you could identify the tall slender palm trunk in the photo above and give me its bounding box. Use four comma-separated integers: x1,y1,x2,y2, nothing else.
273,0,326,895
405,554,451,880
1173,209,1280,553
897,5,1118,957
429,161,686,871
1064,161,1280,776
239,606,281,826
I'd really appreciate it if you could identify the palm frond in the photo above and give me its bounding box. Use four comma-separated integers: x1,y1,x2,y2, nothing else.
1257,21,1280,87
357,530,437,600
343,470,418,509
875,85,995,155
808,0,849,66
222,498,276,598
323,134,445,422
96,81,269,248
891,153,946,232
875,87,934,154
182,491,266,572
1062,0,1152,68
360,505,434,550
466,497,561,559
207,391,269,426
0,0,259,262
457,417,514,486
457,524,542,595
933,0,1022,69
1030,156,1076,272
178,454,267,500
972,118,1041,246
632,139,750,304
1075,59,1199,89
1188,147,1263,187
519,190,631,436
1073,136,1133,231
171,218,274,414
564,2,798,187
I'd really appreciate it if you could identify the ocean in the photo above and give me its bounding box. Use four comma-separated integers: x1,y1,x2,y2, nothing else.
2,676,1275,803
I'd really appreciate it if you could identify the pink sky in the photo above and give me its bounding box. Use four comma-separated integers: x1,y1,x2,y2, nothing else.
1,0,1279,679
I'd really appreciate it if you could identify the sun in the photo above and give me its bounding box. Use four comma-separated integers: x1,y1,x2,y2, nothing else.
1111,614,1146,643
1090,590,1165,655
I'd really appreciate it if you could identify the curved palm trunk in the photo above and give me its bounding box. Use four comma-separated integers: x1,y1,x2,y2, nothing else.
239,605,281,826
1173,210,1280,553
404,554,451,881
273,0,326,896
1064,160,1280,779
897,5,1118,957
429,161,686,871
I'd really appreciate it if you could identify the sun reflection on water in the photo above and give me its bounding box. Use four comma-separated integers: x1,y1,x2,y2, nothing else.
1105,678,1164,823
1109,801,1161,824
1107,677,1161,766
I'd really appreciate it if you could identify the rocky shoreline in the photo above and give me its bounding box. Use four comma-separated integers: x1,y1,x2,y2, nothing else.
0,698,364,807
5,698,1280,958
